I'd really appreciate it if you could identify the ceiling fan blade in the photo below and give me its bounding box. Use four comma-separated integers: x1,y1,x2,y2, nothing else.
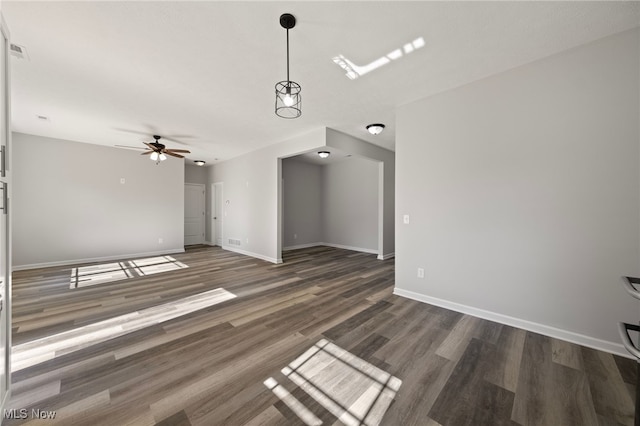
115,145,147,151
165,149,191,153
113,128,196,146
140,150,154,155
113,128,153,136
161,136,193,146
143,142,157,151
163,150,185,159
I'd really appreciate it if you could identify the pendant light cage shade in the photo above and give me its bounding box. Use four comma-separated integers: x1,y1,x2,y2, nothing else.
275,81,302,119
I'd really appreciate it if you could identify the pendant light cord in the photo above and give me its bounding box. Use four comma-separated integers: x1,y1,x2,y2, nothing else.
286,28,290,83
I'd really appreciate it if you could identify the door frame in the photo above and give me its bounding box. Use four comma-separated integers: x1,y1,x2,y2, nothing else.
184,183,205,246
0,12,12,411
211,182,223,246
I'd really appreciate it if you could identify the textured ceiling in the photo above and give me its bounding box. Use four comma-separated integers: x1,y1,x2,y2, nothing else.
3,1,639,165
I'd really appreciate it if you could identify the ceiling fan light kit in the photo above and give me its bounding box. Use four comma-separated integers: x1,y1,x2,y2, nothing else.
275,13,301,119
139,135,190,165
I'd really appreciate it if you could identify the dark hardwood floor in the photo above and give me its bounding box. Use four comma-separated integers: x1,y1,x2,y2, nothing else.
6,245,636,425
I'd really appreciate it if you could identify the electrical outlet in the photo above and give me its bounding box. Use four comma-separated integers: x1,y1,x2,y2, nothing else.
417,267,424,278
158,238,163,244
294,233,297,240
120,178,126,184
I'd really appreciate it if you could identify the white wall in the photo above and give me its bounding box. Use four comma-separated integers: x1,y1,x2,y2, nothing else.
282,156,380,253
13,133,185,268
211,127,395,263
282,159,322,248
326,129,395,258
395,29,640,356
322,157,379,252
211,128,326,263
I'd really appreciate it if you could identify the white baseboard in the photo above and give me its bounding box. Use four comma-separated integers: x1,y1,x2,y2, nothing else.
13,248,186,271
321,242,378,255
377,252,395,260
222,245,282,264
282,243,322,251
393,287,632,359
283,242,379,256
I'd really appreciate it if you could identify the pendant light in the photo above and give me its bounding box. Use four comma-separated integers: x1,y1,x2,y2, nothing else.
275,13,301,119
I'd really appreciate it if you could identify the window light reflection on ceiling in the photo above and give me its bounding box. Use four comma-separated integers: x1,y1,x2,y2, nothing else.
333,36,425,80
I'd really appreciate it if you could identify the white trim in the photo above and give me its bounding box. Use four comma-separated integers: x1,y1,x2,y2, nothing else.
282,243,322,251
1,12,13,410
393,287,633,359
377,252,395,260
222,245,282,264
282,242,379,256
212,182,224,248
321,242,378,255
184,183,206,246
13,248,186,271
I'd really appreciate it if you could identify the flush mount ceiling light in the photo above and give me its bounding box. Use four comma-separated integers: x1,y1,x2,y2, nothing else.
275,13,301,119
194,160,206,166
318,151,330,159
366,124,385,135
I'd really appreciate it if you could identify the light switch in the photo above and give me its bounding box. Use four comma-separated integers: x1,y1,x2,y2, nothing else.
403,215,410,224
120,178,126,184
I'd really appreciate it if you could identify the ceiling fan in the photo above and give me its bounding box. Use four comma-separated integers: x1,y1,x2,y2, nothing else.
116,135,191,164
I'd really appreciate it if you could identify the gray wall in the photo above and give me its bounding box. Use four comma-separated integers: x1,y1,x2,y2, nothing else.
395,29,640,355
326,129,395,258
322,158,378,252
13,133,185,268
282,156,380,252
211,128,326,262
211,127,394,263
282,159,322,248
185,164,207,184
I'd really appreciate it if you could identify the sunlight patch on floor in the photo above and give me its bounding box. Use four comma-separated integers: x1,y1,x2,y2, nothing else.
69,256,188,288
12,288,236,372
266,339,401,426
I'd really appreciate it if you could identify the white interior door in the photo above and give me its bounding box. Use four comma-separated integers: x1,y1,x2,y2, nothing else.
213,182,223,246
0,14,11,411
184,183,205,246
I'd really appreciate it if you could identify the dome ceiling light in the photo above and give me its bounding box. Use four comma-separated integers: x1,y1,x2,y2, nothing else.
366,124,385,135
